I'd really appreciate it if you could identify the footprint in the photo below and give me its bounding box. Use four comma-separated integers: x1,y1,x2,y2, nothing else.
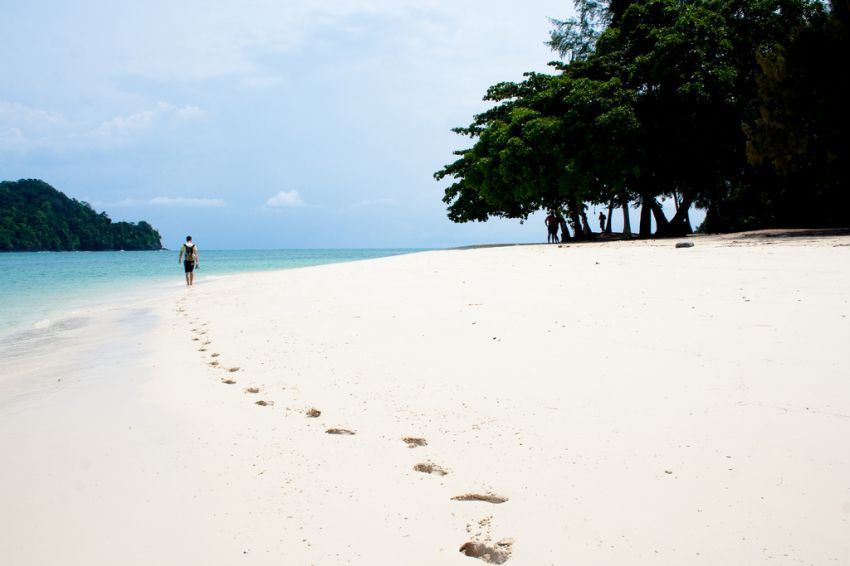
325,428,356,435
211,353,220,358
209,361,220,367
459,539,513,564
197,348,207,352
402,436,427,448
227,367,240,373
244,387,260,394
306,408,321,418
452,493,508,504
413,462,449,476
221,379,237,385
202,340,211,346
255,400,274,407
192,337,200,342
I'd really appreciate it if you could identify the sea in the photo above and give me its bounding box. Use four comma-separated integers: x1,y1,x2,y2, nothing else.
0,249,420,343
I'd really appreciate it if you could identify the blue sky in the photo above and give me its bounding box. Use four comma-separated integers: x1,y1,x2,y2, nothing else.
1,1,700,249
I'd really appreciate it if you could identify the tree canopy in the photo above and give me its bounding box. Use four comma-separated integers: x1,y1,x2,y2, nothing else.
436,0,849,237
0,179,163,251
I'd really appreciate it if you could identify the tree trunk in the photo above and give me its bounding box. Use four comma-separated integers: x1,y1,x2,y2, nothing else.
568,197,584,240
639,195,653,238
605,201,614,234
580,207,593,235
621,201,632,236
649,199,669,235
556,211,570,241
683,208,693,233
665,192,695,236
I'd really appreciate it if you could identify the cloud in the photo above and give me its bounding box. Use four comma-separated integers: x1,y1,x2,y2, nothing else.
0,101,64,127
150,196,225,208
89,198,141,208
91,109,158,139
0,100,205,151
0,126,28,150
91,196,224,208
90,103,205,143
0,101,67,150
174,105,205,120
266,190,305,208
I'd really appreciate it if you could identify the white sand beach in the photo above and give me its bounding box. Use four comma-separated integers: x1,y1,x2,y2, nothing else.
1,234,849,565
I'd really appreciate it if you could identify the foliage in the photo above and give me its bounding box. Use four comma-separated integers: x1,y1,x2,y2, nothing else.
0,179,162,251
548,0,612,62
437,0,847,236
738,0,850,229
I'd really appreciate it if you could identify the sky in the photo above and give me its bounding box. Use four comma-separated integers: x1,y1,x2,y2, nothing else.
1,0,702,249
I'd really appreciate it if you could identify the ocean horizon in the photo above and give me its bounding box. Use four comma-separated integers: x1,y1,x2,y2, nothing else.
0,248,424,340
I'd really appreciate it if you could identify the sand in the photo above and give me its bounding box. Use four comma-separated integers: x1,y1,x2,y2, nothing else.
1,233,849,565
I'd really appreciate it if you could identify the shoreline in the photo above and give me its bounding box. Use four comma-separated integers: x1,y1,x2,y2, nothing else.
0,248,423,341
2,236,849,564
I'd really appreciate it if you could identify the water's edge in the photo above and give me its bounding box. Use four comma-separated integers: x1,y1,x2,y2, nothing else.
0,249,424,341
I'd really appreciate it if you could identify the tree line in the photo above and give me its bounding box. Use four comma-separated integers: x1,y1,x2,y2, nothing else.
0,179,163,251
435,0,849,238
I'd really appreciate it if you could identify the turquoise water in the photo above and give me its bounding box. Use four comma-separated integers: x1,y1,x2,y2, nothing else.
0,249,420,338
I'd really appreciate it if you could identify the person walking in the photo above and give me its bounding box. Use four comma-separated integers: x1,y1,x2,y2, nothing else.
545,211,559,243
178,236,199,286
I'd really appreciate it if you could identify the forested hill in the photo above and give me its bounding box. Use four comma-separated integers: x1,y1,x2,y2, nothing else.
0,179,162,251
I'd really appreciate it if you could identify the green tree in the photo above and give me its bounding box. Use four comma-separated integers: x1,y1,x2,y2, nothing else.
437,0,844,237
0,179,163,252
741,0,849,228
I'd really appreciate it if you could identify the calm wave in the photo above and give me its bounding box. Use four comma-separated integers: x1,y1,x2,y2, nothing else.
0,249,420,338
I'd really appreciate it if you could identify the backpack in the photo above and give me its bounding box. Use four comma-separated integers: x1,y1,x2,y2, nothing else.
184,243,196,262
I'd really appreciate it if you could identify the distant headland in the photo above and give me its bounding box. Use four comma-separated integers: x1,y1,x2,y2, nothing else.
0,179,162,252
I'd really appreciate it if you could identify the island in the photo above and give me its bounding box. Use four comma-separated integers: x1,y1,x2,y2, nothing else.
0,179,162,251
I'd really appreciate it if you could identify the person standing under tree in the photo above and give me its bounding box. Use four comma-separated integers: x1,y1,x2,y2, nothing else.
598,211,607,232
545,211,559,243
178,236,200,286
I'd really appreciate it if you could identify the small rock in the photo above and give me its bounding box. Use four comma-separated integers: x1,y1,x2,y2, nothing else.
675,242,694,248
